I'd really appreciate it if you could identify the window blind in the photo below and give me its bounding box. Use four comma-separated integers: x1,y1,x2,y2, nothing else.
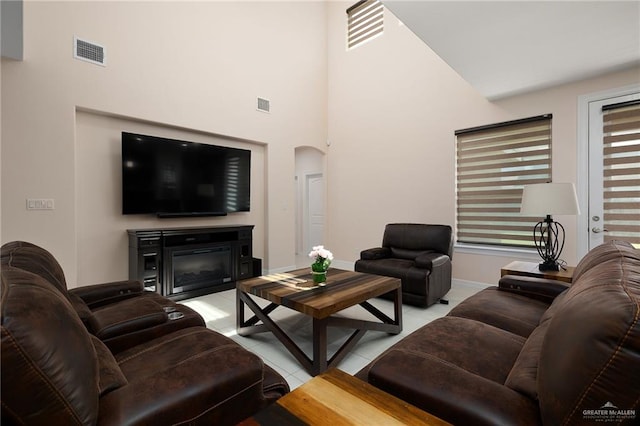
456,115,552,247
602,100,640,245
347,0,383,50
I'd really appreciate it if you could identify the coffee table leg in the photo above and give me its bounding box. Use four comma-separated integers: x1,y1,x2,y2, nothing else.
394,286,403,331
312,317,328,376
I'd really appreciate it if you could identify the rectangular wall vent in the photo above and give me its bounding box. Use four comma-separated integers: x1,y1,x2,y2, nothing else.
257,97,270,113
74,36,106,66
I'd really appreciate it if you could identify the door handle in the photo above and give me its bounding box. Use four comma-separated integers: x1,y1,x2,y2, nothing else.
592,227,609,233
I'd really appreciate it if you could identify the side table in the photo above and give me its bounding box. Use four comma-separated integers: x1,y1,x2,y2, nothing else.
239,368,450,425
501,260,575,284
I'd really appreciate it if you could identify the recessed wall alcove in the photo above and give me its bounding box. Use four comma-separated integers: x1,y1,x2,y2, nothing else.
74,109,266,286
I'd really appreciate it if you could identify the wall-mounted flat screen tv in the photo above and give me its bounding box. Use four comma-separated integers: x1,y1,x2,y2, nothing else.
122,132,251,217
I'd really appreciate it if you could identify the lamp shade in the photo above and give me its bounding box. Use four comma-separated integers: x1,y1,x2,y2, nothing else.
520,183,580,216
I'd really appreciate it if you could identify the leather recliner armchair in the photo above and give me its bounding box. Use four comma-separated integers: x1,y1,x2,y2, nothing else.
354,223,453,307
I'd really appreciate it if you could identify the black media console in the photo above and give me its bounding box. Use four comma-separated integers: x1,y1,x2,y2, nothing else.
127,225,260,300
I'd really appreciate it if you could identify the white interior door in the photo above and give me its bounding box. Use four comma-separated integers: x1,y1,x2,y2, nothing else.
306,173,324,250
587,92,639,250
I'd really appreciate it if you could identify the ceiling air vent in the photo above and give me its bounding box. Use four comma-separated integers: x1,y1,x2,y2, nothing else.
257,97,270,113
74,36,106,66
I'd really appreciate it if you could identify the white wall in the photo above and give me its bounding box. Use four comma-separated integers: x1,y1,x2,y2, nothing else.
2,1,638,288
327,3,501,270
1,1,328,286
326,2,640,285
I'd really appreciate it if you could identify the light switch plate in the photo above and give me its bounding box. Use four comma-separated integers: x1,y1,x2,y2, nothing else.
26,198,55,210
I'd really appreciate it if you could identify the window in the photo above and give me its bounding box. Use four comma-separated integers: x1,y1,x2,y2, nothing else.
456,115,552,248
602,100,640,245
347,0,383,50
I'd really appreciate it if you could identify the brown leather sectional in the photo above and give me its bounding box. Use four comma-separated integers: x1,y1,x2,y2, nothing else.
1,241,289,425
356,240,640,425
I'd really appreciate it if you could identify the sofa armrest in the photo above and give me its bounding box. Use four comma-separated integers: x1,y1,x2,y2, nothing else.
69,280,145,308
414,253,449,270
88,298,168,340
360,247,391,260
499,275,569,304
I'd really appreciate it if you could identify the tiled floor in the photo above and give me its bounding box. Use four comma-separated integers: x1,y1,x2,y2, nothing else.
182,280,482,390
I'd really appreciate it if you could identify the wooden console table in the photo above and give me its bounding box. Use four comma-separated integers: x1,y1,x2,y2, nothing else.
501,260,575,284
240,369,451,425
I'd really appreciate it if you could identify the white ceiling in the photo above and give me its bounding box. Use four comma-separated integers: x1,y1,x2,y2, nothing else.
383,1,640,99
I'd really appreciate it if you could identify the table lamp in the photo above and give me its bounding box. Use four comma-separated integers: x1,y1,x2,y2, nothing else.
520,183,580,271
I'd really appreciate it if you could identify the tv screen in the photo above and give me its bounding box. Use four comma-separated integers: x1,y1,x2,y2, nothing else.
122,132,251,216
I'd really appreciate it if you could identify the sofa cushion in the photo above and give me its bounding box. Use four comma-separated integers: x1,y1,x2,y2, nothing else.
68,291,94,323
504,318,550,399
1,267,99,425
571,239,635,283
367,349,541,426
101,327,268,425
448,286,550,337
382,223,453,257
389,247,432,261
1,241,68,295
364,316,535,426
364,316,526,384
90,336,128,396
355,258,427,279
355,258,429,296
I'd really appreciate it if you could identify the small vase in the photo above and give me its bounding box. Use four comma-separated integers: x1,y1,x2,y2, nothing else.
311,270,327,285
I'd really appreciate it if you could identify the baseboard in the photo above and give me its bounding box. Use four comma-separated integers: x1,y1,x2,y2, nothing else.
265,265,298,275
452,278,492,290
330,259,355,271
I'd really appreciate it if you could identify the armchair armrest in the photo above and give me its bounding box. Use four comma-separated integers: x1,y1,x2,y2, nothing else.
499,274,569,304
69,280,144,308
360,247,391,260
415,253,450,270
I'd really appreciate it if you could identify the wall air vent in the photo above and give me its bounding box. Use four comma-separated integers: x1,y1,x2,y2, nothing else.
257,97,270,113
74,36,106,66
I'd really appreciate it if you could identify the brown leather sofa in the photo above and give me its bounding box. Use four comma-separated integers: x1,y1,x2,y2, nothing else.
1,241,289,425
355,223,453,306
356,240,640,425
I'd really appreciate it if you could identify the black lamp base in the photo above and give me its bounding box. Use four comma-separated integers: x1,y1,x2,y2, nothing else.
538,261,560,272
533,215,565,273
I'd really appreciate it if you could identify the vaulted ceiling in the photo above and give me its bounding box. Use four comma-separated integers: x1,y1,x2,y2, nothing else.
383,1,640,99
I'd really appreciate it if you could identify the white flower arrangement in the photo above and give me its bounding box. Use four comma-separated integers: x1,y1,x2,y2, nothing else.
309,245,333,272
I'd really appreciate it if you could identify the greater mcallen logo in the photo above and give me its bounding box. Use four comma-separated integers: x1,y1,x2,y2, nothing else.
583,402,636,422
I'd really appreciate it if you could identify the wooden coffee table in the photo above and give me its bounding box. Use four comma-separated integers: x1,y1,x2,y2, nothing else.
236,268,402,376
239,368,451,425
